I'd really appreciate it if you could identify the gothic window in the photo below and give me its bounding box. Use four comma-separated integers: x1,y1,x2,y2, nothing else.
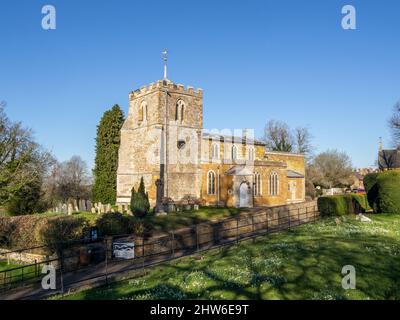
248,147,255,161
207,170,216,195
139,101,147,123
176,100,185,122
254,172,262,196
232,144,238,160
211,143,219,160
269,171,279,196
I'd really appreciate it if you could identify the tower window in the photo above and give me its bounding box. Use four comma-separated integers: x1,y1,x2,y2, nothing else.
139,101,147,123
176,100,185,122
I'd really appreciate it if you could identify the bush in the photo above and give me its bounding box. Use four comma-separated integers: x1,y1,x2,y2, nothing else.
375,171,400,214
318,194,371,217
364,172,379,211
5,180,43,216
38,216,88,252
130,177,150,217
96,212,133,236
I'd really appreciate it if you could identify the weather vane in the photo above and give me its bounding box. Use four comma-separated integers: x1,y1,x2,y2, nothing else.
162,49,168,80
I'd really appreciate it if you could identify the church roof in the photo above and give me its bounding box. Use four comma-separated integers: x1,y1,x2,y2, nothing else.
225,166,254,176
202,132,265,146
286,170,304,178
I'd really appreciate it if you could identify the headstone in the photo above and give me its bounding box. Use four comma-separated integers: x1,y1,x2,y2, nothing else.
194,204,199,211
91,207,96,214
87,200,92,211
62,204,67,214
106,204,112,213
67,203,73,215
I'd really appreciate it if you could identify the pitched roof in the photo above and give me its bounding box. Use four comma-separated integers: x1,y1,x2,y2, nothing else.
286,170,304,178
225,166,254,176
202,132,265,146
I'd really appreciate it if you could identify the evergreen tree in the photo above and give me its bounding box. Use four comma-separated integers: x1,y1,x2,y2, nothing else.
93,105,124,204
130,177,150,217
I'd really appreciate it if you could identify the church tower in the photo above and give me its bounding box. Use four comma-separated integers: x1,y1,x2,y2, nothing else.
116,79,203,207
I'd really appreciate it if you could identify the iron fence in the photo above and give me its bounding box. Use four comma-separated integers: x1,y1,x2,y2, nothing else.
0,203,319,299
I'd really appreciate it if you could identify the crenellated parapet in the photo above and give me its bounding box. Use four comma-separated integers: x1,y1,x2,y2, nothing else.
129,80,203,100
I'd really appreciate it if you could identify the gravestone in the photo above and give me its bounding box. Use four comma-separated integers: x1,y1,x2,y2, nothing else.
106,204,111,213
86,200,92,211
67,203,73,215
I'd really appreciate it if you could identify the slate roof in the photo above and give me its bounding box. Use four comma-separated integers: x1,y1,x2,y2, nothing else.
202,132,265,146
286,170,304,178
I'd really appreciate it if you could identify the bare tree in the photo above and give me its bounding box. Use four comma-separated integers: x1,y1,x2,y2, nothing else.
389,101,400,146
56,156,91,203
295,127,313,156
263,120,294,152
307,149,353,189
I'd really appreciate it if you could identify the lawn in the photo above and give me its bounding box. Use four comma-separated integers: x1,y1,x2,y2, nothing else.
56,214,400,300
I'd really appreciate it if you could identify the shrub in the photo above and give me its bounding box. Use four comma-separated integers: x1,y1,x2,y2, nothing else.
130,177,150,217
38,216,88,253
364,172,379,211
0,217,15,247
96,212,133,236
375,171,400,214
318,194,371,217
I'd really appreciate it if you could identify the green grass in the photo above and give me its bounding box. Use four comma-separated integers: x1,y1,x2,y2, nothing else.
34,211,99,225
55,214,400,300
0,260,39,286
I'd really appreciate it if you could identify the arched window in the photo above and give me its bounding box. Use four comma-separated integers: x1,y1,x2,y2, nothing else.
211,143,219,160
269,171,279,196
254,172,262,196
207,170,216,195
248,147,255,161
232,145,238,161
138,101,147,122
176,100,185,122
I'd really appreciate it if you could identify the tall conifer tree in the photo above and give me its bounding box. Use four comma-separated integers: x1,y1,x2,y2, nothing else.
93,105,124,204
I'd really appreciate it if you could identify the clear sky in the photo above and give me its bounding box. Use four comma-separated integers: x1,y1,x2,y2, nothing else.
1,0,399,169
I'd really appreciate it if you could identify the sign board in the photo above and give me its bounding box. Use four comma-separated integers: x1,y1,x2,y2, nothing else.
113,242,135,260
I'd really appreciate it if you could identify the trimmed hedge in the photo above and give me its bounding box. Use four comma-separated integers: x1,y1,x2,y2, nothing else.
364,172,379,211
364,171,400,214
318,194,371,217
375,171,400,214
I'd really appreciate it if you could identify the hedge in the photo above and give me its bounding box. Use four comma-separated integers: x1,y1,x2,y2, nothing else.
96,212,145,236
0,215,88,252
375,171,400,214
363,173,379,211
318,194,371,217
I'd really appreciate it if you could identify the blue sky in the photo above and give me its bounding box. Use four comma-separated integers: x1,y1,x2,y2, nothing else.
1,0,399,169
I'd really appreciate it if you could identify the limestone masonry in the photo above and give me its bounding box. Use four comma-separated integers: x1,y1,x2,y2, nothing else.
117,79,305,209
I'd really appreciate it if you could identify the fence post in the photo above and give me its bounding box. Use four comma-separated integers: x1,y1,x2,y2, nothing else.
171,232,175,257
104,238,109,286
236,218,239,244
196,225,199,252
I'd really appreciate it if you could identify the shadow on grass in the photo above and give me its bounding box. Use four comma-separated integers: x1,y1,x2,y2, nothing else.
72,218,400,300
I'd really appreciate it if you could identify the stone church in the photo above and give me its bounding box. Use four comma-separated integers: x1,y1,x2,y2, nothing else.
116,78,305,209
